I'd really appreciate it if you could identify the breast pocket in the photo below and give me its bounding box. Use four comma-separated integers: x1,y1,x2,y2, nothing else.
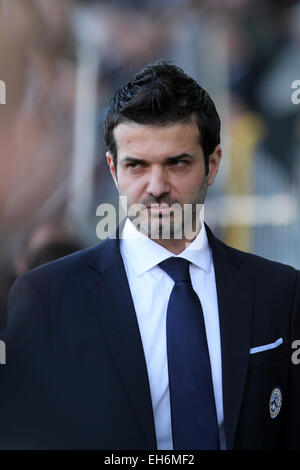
248,339,288,370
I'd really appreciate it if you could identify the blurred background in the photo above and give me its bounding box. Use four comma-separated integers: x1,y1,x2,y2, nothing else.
0,0,299,327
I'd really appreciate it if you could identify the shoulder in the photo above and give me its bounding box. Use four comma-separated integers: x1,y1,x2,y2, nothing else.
7,237,115,308
205,220,298,287
18,244,97,287
5,239,116,335
225,240,296,274
213,235,299,294
207,224,295,269
211,237,300,326
206,221,297,275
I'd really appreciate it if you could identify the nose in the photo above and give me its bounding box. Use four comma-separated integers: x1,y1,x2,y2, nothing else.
146,166,170,198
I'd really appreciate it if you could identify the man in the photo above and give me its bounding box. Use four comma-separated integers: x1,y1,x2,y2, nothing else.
0,61,299,450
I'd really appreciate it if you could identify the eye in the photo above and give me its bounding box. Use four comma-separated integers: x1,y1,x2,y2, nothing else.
171,159,188,167
126,162,141,169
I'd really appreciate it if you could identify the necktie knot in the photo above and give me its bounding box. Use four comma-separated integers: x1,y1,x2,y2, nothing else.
159,257,191,283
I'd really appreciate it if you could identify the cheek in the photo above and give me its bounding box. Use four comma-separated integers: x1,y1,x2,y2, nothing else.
117,175,145,202
173,171,205,199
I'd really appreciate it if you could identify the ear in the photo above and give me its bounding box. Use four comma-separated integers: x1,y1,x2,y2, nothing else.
106,152,119,190
207,145,222,186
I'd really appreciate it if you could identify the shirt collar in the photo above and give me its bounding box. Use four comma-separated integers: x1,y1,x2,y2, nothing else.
119,218,212,276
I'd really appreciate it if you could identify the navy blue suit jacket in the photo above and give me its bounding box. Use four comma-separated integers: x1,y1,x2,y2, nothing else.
0,225,299,449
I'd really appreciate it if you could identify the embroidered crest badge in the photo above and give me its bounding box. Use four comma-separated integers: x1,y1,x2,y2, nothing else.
269,387,282,419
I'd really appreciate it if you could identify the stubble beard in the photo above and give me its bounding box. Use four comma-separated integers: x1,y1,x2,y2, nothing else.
128,175,209,241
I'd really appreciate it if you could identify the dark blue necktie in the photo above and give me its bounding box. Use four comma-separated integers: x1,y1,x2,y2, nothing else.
159,257,219,450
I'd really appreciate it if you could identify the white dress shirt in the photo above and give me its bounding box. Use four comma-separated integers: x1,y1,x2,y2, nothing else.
119,218,226,450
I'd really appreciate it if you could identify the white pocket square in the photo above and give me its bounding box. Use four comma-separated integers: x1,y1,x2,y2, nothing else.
250,337,283,355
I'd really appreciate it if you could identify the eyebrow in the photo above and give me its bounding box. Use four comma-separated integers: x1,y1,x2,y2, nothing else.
165,153,194,163
122,153,194,164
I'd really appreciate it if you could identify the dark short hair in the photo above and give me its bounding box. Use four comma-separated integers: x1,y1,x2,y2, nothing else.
103,60,221,173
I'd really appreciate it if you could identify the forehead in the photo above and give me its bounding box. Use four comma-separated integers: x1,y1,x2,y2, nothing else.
113,121,202,160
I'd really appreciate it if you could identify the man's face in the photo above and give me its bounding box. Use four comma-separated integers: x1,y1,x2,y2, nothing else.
106,121,221,240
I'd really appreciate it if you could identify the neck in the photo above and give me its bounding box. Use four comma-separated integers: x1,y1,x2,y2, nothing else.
144,221,202,254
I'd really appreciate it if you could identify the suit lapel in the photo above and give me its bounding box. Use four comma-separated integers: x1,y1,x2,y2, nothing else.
86,229,157,450
206,226,253,449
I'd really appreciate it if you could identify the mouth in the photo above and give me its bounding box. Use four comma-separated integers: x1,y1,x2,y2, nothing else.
146,204,173,215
